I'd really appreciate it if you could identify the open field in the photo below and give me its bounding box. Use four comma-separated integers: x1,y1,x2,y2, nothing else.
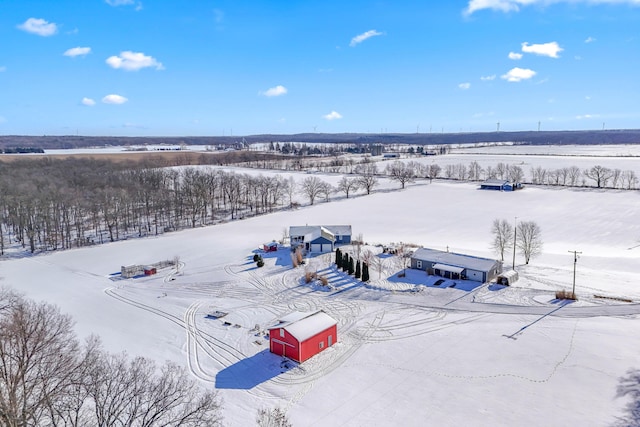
1,145,640,426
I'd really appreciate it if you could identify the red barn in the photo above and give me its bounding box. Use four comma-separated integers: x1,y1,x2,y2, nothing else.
268,311,337,363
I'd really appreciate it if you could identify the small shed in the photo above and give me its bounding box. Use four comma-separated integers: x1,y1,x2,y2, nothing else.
143,266,157,276
268,311,337,363
496,270,518,286
263,241,278,252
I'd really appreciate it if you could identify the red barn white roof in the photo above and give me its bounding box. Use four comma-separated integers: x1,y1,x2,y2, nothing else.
270,310,337,342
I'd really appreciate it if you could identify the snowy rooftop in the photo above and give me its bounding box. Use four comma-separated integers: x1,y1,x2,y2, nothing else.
290,225,351,237
412,247,500,271
270,311,337,342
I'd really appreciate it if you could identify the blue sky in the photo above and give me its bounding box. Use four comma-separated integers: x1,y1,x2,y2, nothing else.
1,0,639,136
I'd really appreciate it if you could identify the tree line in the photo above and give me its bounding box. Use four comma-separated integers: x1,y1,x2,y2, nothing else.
0,158,301,255
0,287,223,427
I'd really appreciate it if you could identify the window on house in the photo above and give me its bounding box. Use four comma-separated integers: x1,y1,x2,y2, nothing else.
417,260,422,269
319,341,324,349
280,329,284,337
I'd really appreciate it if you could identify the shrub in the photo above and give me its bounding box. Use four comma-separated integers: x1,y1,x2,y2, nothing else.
253,253,260,262
319,276,328,286
555,290,577,300
305,271,317,283
257,258,264,268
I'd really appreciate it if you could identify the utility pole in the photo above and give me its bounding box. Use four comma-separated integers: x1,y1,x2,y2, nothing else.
568,250,582,298
512,217,518,270
538,121,541,132
497,122,500,132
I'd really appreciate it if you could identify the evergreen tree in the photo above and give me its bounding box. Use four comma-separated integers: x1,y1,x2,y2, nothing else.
335,248,342,268
362,262,369,282
355,260,361,279
342,253,349,271
348,256,354,275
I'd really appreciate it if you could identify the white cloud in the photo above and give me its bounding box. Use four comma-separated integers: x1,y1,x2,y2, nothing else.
82,97,96,106
576,114,598,119
105,0,134,5
0,116,6,124
465,0,640,16
17,18,58,36
106,51,164,71
522,41,563,58
508,51,523,60
0,66,6,72
458,82,471,90
102,94,128,104
261,85,288,97
585,95,591,100
480,74,496,81
501,67,536,82
350,30,384,47
213,9,224,23
64,47,91,57
585,36,596,43
323,111,343,120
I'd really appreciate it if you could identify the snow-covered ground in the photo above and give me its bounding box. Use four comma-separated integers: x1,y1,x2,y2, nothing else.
2,147,640,426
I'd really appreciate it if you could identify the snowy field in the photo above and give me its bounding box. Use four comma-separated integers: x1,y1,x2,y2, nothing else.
2,146,640,426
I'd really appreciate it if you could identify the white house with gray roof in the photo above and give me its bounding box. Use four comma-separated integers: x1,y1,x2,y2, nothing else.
410,247,502,283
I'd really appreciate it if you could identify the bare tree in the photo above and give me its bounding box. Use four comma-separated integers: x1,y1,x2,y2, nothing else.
355,163,379,195
468,161,484,181
611,168,622,189
386,161,416,189
317,181,334,202
299,176,324,205
516,221,543,264
86,352,222,427
257,407,292,427
0,291,223,427
490,219,513,262
427,163,441,183
0,295,83,427
336,176,360,198
495,162,508,180
584,165,614,188
567,166,581,186
621,170,639,190
507,165,524,183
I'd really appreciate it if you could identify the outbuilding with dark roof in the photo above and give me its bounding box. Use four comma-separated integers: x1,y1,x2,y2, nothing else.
410,247,502,283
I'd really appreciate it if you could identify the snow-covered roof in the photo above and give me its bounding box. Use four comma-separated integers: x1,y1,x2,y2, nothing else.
433,263,464,274
482,179,510,186
290,225,351,238
412,247,500,272
270,310,337,342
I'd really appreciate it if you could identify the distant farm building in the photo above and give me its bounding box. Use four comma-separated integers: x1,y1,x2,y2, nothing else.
143,266,157,276
263,241,278,252
410,247,502,283
268,311,338,363
289,225,352,253
383,153,400,159
480,179,523,191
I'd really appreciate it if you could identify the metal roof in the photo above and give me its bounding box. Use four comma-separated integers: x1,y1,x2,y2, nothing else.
433,263,464,274
412,247,500,272
290,225,351,237
269,310,337,342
